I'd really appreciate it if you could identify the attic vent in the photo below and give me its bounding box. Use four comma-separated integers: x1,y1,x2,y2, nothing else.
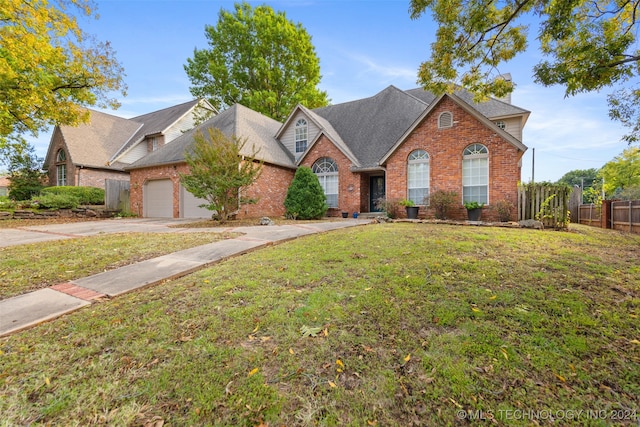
438,111,453,128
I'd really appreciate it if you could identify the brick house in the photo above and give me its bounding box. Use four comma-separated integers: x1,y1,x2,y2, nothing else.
127,85,529,221
42,99,215,189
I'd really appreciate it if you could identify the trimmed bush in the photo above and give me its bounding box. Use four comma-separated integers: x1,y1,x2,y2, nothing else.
34,193,81,209
40,186,105,205
284,166,328,219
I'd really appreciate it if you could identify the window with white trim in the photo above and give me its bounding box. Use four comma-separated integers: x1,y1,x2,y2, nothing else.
312,157,338,208
407,149,429,205
495,120,506,130
295,119,308,153
438,111,453,128
462,143,489,204
56,149,67,186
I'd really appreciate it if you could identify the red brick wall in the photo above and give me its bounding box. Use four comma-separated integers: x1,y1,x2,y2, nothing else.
45,128,128,189
300,135,361,216
385,97,524,221
129,161,294,219
76,169,129,189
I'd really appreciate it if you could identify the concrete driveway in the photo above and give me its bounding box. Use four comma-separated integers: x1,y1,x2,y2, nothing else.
0,218,208,248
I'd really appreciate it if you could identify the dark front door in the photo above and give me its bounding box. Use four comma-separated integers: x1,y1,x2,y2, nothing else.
370,176,385,212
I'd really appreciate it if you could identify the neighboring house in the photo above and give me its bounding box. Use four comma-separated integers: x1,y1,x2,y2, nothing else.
127,85,529,221
42,99,215,189
0,176,9,197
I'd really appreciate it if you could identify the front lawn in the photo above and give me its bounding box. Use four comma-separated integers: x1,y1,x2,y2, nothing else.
1,223,639,426
0,232,239,299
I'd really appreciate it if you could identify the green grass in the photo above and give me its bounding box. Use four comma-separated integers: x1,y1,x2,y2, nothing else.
0,232,239,299
1,223,639,426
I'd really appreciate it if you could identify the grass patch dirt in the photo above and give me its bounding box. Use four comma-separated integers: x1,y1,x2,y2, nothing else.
1,223,639,426
0,231,240,299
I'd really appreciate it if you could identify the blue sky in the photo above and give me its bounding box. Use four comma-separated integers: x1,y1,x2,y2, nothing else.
32,0,631,182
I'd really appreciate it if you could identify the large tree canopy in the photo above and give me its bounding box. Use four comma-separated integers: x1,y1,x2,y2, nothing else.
410,0,640,141
184,2,329,122
0,0,126,146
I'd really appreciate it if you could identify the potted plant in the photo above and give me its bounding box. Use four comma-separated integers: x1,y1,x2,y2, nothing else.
464,201,485,221
399,199,419,219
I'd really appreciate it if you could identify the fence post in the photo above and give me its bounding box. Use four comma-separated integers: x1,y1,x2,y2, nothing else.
630,201,633,233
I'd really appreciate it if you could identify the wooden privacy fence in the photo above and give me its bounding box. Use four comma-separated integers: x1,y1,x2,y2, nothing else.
578,203,602,227
105,179,130,212
578,200,640,234
611,200,640,233
518,183,572,228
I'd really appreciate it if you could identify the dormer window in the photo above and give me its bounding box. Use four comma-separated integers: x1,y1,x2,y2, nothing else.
438,111,453,128
150,137,158,152
295,119,308,153
495,120,506,130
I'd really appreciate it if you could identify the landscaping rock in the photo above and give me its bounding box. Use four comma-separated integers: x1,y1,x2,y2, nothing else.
0,211,11,220
518,219,544,229
259,216,274,226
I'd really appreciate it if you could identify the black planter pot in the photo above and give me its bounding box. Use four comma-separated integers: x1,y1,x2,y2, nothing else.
341,211,348,218
406,206,420,219
467,208,482,221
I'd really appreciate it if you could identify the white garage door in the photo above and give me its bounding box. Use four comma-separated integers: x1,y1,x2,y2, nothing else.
143,179,173,218
180,185,212,219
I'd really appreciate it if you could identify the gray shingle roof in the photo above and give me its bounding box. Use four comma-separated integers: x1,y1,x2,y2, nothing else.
110,99,203,160
312,86,430,169
405,87,530,118
126,104,295,170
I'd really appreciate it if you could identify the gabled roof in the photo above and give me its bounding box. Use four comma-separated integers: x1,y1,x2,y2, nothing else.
126,104,295,170
45,109,142,170
277,104,361,167
311,86,429,169
110,99,209,162
380,93,527,164
405,87,530,121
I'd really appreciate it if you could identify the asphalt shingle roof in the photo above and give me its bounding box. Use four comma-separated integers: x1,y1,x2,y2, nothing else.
110,99,203,160
312,86,430,169
56,110,142,170
127,104,295,170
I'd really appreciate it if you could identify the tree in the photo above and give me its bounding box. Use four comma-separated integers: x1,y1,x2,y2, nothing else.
180,128,262,223
0,0,126,150
556,168,599,203
284,166,328,220
184,2,329,122
598,146,640,197
6,145,45,201
409,0,640,141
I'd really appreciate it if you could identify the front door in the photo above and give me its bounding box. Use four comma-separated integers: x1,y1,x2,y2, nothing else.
370,176,385,212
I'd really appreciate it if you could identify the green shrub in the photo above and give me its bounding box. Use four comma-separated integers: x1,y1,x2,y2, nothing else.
428,190,458,219
284,166,328,219
34,193,81,210
0,196,17,209
40,186,105,205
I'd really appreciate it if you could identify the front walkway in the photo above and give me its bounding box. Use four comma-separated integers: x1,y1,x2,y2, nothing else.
0,219,371,337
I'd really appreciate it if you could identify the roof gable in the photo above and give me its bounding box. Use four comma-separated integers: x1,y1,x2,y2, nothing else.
379,93,528,164
110,99,215,162
310,86,429,169
49,109,142,170
126,104,295,170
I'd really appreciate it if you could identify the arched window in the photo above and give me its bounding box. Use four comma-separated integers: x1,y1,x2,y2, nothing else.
295,119,308,153
407,149,429,205
462,143,489,204
438,111,453,128
56,149,67,186
312,157,338,208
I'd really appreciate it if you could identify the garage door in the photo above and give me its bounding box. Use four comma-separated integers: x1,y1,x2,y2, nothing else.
143,179,173,218
180,185,212,218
